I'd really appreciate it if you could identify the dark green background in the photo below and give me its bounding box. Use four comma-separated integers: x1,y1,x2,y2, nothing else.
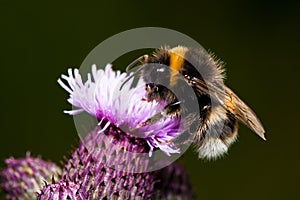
1,1,299,199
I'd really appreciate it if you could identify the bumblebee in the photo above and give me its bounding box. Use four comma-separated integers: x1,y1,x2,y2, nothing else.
126,46,265,159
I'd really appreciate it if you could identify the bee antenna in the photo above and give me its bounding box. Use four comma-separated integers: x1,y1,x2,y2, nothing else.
125,54,148,73
119,64,145,91
119,55,149,91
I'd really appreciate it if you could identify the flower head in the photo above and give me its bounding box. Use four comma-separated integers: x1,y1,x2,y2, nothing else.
1,153,61,200
58,64,183,156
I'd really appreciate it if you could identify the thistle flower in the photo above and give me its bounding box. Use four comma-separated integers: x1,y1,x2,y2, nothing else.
55,64,193,199
57,64,183,157
1,153,61,200
1,64,194,199
56,64,184,199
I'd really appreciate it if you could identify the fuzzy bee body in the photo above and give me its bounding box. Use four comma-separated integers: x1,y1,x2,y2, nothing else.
127,46,265,159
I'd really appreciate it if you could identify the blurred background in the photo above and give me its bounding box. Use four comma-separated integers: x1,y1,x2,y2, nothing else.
0,0,299,199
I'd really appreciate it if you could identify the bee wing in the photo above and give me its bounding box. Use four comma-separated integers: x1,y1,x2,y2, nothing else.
188,77,265,140
224,87,266,140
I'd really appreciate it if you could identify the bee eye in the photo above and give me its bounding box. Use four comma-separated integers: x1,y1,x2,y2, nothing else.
154,86,159,92
148,83,155,87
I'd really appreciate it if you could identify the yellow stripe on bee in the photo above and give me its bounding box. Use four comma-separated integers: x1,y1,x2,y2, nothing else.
169,47,186,86
169,51,185,72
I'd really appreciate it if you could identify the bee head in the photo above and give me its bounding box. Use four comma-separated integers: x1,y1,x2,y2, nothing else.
145,83,161,101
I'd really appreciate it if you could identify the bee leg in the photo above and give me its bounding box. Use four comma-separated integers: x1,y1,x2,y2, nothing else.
161,101,181,117
141,97,151,102
135,112,164,129
134,101,181,129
